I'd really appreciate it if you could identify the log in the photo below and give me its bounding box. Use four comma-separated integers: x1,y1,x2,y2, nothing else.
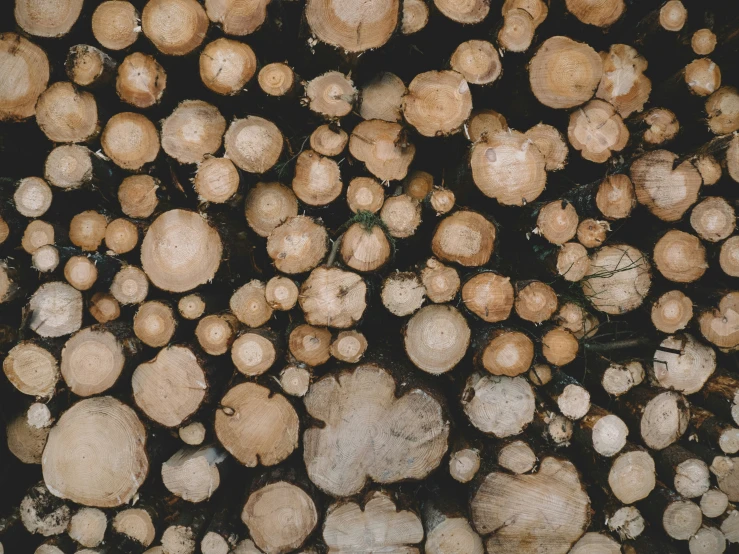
257,63,296,97
196,314,238,355
402,71,472,137
142,0,208,56
67,507,107,548
60,327,125,396
476,329,533,376
116,53,167,109
461,272,513,322
162,445,226,503
224,116,284,174
349,120,415,181
92,1,140,50
651,290,693,333
581,244,651,315
200,38,257,96
451,40,501,85
404,304,470,374
565,0,624,27
568,100,629,162
381,272,425,316
463,372,535,437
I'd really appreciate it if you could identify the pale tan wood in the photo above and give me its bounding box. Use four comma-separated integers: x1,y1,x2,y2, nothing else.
7,404,52,464
631,150,701,221
380,194,421,238
652,290,693,333
536,201,578,245
340,223,392,272
299,266,367,328
346,177,384,214
111,266,149,305
305,71,357,118
205,0,270,35
116,53,167,109
462,272,513,323
142,0,209,56
432,210,495,266
101,112,160,171
15,0,83,38
720,236,739,277
66,43,117,87
405,305,470,374
29,282,83,338
232,332,276,376
331,330,368,363
434,0,489,23
525,123,568,171
349,120,415,181
69,210,107,251
45,145,92,190
699,293,739,351
289,324,331,366
310,124,348,157
162,101,226,165
179,422,206,446
360,72,406,122
479,330,533,376
0,33,49,121
119,175,159,219
381,272,425,316
280,365,311,397
557,242,590,282
162,445,224,502
685,58,721,97
582,244,651,315
542,327,579,366
89,292,120,324
113,508,156,548
660,0,687,32
245,182,298,237
134,301,177,347
691,197,735,242
653,230,707,283
266,216,327,274
3,342,59,398
401,0,429,34
515,281,557,323
498,9,535,53
105,218,139,254
68,508,107,548
200,38,256,95
577,219,608,248
61,327,124,396
467,109,507,142
596,174,635,220
705,86,739,134
35,82,98,144
305,0,400,52
194,157,241,203
22,220,54,255
92,1,140,50
565,0,624,27
463,372,535,437
568,100,629,162
451,40,501,85
265,276,299,311
403,70,472,137
692,29,717,55
258,63,295,96
178,294,205,320
291,150,342,206
230,280,273,328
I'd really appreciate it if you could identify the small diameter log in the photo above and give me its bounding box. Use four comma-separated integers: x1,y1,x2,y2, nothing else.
42,396,148,507
162,445,226,502
685,59,721,97
280,364,311,397
467,109,508,142
463,372,535,438
216,382,299,466
305,72,356,118
101,112,160,171
450,448,481,482
45,145,93,190
568,100,629,162
640,108,680,145
324,492,423,552
15,177,52,219
33,246,59,274
502,0,549,27
462,272,513,322
656,444,710,499
267,216,328,274
596,44,651,117
422,258,460,304
310,125,348,157
602,361,645,397
577,219,609,248
542,327,579,366
305,0,399,52
659,0,687,32
642,486,702,541
200,38,256,95
66,45,117,89
61,328,125,397
582,244,651,315
477,330,533,377
110,265,149,305
556,303,597,339
471,457,590,553
346,177,385,214
434,0,489,23
498,9,535,53
112,508,156,549
20,482,71,536
608,506,645,540
652,290,693,333
712,456,739,502
134,301,176,347
701,489,728,518
525,123,568,171
245,182,298,238
119,175,159,219
291,150,342,206
35,82,98,144
178,294,205,321
232,332,276,376
577,406,628,457
432,210,495,266
497,440,536,474
431,188,456,215
692,29,717,56
721,237,739,277
0,33,49,121
230,280,273,328
557,242,590,282
265,276,299,311
257,63,295,97
544,371,590,420
705,87,739,135
304,365,448,496
404,170,433,201
180,422,206,445
618,388,690,450
382,272,425,316
161,101,226,166
596,174,636,220
89,293,120,324
451,40,501,85
565,0,624,27
529,36,602,109
7,403,53,464
198,313,239,357
68,508,107,548
22,220,54,255
349,120,415,181
299,267,367,328
289,324,331,366
92,1,140,50
470,130,547,206
405,304,470,374
141,209,223,293
536,200,578,245
401,0,429,35
609,446,656,504
652,334,715,394
142,0,209,56
515,281,557,323
691,197,735,242
699,293,739,351
403,71,472,137
69,210,107,251
224,116,284,174
570,533,621,554
105,218,139,254
331,330,368,363
117,53,167,109
15,0,83,37
653,230,707,283
359,72,405,122
132,346,206,427
380,194,421,239
29,282,83,338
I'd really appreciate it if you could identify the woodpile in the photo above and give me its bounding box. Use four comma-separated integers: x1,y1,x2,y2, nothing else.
2,0,739,552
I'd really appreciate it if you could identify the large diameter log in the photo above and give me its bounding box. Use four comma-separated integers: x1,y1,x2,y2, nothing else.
581,244,651,315
216,382,299,467
242,482,317,554
303,365,448,496
324,491,422,552
529,36,603,109
305,0,399,52
141,209,223,293
15,0,83,38
42,397,148,507
0,33,50,121
471,456,590,553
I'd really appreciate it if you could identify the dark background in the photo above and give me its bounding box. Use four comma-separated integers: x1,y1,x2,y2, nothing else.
1,0,739,551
